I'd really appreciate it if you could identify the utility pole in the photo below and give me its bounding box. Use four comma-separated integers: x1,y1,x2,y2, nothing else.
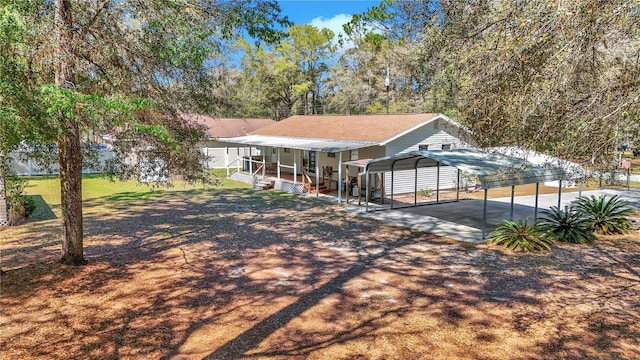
385,64,390,114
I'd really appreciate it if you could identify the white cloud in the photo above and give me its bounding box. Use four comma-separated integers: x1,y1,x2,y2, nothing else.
309,14,354,50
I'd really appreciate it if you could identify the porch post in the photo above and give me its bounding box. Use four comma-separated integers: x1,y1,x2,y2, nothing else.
236,148,241,174
293,150,297,186
338,152,343,203
277,148,281,179
226,148,230,178
224,147,229,174
262,147,266,179
315,160,320,198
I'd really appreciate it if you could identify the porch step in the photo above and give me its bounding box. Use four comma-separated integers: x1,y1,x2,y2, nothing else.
254,179,274,190
306,183,330,194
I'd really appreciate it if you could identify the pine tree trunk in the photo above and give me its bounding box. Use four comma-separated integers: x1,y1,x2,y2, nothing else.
55,0,85,265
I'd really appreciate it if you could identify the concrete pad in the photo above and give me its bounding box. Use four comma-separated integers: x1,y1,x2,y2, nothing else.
341,189,640,244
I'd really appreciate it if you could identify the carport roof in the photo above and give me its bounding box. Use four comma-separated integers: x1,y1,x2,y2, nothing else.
363,148,575,189
218,135,378,152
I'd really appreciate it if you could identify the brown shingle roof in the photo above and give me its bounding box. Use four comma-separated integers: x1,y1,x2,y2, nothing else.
250,113,442,143
181,114,275,138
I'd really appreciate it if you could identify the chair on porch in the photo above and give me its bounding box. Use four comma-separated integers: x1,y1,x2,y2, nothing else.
322,166,336,190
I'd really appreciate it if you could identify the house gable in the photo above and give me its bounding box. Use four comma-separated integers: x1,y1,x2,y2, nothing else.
384,116,469,156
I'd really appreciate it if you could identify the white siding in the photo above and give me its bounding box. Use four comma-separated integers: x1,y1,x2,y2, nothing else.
384,166,459,195
383,118,467,194
201,140,262,169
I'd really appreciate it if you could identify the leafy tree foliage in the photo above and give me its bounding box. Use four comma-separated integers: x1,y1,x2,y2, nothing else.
226,24,334,118
10,0,288,264
0,0,52,226
435,0,640,170
339,0,639,169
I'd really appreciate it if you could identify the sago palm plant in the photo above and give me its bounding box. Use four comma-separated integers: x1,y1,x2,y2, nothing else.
537,207,596,243
575,195,633,235
489,219,553,252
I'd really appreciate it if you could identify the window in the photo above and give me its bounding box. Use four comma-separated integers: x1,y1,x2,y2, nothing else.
441,144,451,150
272,147,277,154
308,151,316,170
284,148,290,153
327,152,336,158
418,144,429,151
350,149,359,160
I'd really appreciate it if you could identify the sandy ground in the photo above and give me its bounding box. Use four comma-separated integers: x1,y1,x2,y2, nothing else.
1,188,639,359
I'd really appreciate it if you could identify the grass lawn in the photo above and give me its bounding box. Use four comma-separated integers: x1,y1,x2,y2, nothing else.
1,179,639,359
23,171,251,210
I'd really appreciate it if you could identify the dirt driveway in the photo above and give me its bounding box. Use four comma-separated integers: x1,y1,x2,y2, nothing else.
1,189,639,359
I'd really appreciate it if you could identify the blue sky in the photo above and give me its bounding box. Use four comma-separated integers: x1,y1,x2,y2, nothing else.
278,0,380,39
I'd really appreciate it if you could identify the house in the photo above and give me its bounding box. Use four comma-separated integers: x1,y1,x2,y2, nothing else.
181,114,275,171
220,113,469,198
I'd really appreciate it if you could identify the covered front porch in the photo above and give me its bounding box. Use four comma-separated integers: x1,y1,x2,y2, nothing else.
221,135,380,203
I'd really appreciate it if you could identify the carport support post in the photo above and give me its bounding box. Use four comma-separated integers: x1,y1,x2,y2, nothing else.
436,162,440,203
345,166,350,204
578,179,582,198
510,185,515,220
414,165,418,206
390,167,395,209
534,182,540,221
557,180,562,209
482,188,488,240
456,170,460,202
365,171,370,212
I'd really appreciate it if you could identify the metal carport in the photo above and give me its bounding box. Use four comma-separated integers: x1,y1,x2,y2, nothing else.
361,148,581,239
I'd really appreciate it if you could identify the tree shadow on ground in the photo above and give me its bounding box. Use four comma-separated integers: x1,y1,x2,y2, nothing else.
1,188,639,359
26,195,57,221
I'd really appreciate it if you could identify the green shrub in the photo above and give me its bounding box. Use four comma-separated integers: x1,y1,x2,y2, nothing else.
418,188,433,198
5,174,35,224
537,207,596,243
575,195,633,235
489,219,553,252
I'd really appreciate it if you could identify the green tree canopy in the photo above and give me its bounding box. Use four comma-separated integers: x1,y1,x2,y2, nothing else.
7,0,289,264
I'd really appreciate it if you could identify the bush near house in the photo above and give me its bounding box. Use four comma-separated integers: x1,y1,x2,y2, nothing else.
5,174,35,224
537,207,596,243
490,194,634,252
489,219,552,252
574,195,633,235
